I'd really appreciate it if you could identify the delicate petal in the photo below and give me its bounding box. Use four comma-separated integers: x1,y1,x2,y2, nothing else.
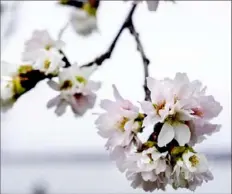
157,122,175,147
141,172,157,181
47,80,60,91
174,123,191,146
55,100,68,116
146,0,159,11
112,84,124,101
47,95,61,108
140,101,154,114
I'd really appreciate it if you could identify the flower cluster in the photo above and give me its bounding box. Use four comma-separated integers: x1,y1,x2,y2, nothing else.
1,30,101,115
96,73,222,191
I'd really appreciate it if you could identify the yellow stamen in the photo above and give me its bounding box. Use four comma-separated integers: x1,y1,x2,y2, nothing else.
76,76,87,84
189,155,199,167
45,45,52,50
117,117,129,132
44,59,51,69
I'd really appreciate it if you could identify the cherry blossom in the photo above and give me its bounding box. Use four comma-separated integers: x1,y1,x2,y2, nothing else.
22,30,65,62
47,64,100,116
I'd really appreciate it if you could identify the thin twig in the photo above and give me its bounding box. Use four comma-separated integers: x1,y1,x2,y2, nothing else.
80,2,151,101
127,19,151,101
81,3,138,68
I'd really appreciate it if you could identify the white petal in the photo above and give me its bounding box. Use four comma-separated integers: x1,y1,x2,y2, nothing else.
112,84,124,101
47,95,61,108
146,0,159,11
197,153,209,173
55,100,68,116
47,80,60,91
157,123,175,147
174,123,191,146
141,172,157,181
155,160,166,174
146,77,156,92
140,101,154,114
142,114,160,128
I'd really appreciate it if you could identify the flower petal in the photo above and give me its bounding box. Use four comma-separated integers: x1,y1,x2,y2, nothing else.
112,84,124,101
141,171,157,181
174,123,191,146
47,80,60,91
157,122,175,147
47,95,61,108
55,100,68,116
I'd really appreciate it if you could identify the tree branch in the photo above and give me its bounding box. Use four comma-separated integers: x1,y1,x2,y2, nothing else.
127,19,151,101
81,2,151,101
81,3,138,68
13,2,151,102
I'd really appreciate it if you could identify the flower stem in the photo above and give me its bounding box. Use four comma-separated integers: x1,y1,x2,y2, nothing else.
81,3,138,68
81,2,151,101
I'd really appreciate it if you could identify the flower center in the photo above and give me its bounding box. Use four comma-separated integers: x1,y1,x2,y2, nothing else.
45,44,52,50
117,117,129,132
44,59,51,69
191,108,203,117
153,100,166,116
189,155,199,167
76,76,87,85
60,80,73,90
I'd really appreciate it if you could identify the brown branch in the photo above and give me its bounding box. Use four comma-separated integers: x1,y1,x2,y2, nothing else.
80,3,138,68
13,2,151,102
80,2,151,100
127,19,151,101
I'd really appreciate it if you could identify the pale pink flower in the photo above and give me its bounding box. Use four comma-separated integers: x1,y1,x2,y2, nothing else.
47,64,100,116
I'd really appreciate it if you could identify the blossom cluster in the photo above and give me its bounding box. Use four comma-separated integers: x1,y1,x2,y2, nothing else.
1,30,100,115
96,73,222,191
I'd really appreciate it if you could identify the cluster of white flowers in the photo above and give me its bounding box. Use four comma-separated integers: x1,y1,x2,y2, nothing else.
1,30,101,115
96,73,222,191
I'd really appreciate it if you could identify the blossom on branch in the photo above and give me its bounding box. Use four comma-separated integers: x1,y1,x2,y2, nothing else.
95,85,144,171
69,2,98,36
33,49,65,76
47,63,101,116
141,73,222,148
96,72,222,191
125,147,170,191
22,30,65,62
172,150,213,191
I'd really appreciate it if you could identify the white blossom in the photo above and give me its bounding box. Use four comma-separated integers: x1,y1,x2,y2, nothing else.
70,8,97,36
47,64,100,116
0,61,20,112
33,49,65,75
172,150,213,191
95,85,143,171
125,147,170,191
22,30,65,62
141,73,222,147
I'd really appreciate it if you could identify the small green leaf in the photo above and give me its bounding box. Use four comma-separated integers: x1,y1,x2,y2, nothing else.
83,2,97,16
144,141,156,148
171,146,186,156
18,65,33,74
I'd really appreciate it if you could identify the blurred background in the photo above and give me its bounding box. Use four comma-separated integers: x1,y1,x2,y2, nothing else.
1,1,231,193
